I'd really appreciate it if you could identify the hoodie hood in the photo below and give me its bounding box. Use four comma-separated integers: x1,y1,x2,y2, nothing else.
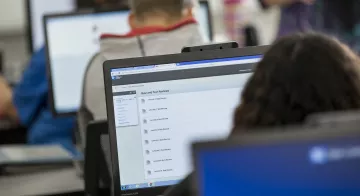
80,17,205,122
98,18,204,59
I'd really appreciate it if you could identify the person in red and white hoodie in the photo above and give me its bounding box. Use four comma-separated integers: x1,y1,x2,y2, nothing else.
77,0,204,145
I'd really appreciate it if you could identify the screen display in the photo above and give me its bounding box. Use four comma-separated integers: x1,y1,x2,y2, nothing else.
46,11,130,114
46,4,211,114
109,55,261,190
29,0,76,52
196,136,360,196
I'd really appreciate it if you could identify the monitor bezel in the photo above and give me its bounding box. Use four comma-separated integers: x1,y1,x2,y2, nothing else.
192,123,360,196
25,0,33,54
43,7,130,117
103,45,269,196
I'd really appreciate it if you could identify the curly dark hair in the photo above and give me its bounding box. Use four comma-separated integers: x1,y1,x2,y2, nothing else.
233,33,360,132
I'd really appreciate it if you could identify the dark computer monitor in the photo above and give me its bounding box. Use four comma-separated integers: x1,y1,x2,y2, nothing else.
306,110,360,127
193,125,360,196
44,2,213,116
84,120,111,196
25,0,76,53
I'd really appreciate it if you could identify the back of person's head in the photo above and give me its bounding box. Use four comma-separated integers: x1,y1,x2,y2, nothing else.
233,33,360,132
128,0,196,27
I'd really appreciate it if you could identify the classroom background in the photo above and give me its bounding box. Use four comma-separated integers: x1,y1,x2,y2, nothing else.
1,0,360,196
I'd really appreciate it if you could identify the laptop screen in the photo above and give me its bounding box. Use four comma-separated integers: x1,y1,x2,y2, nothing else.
109,55,261,191
195,135,360,196
28,0,76,52
46,10,130,114
46,4,211,115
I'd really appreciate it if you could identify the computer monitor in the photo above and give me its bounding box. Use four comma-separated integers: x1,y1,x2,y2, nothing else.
306,111,360,127
193,125,360,196
27,0,212,53
26,0,76,53
103,46,267,196
45,3,213,116
44,9,130,115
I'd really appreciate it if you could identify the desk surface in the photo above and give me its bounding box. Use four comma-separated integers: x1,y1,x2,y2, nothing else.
0,165,84,196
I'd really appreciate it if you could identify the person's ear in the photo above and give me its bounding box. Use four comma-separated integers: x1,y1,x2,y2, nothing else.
128,13,139,29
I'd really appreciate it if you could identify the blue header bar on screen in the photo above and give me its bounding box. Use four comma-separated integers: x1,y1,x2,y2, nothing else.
111,55,262,74
176,55,262,66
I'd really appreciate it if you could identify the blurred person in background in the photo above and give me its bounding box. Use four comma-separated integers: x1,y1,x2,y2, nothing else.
259,0,314,36
223,0,281,46
78,0,204,146
0,0,135,156
224,0,243,44
0,0,130,158
233,33,360,129
258,0,360,53
0,48,78,155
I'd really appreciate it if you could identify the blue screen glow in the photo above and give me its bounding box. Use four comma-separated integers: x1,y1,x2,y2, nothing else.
196,137,360,196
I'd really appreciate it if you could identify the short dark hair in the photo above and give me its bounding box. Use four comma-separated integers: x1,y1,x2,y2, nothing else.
129,0,185,18
233,33,360,132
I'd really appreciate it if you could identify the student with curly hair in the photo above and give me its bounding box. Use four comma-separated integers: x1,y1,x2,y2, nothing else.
165,33,360,196
233,33,360,130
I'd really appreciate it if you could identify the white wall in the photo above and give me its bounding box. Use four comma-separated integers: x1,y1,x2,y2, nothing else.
0,0,26,34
